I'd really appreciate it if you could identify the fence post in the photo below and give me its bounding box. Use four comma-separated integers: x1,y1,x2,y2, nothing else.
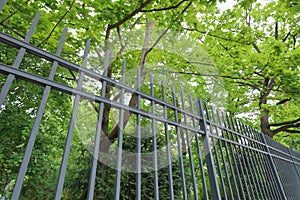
260,133,287,199
197,99,221,200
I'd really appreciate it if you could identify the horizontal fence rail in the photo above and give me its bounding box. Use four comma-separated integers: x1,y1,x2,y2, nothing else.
0,11,300,200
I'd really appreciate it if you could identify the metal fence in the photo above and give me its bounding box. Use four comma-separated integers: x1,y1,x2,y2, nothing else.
0,11,300,200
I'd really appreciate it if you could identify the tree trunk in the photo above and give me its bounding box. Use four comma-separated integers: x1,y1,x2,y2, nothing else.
260,108,274,137
259,77,276,138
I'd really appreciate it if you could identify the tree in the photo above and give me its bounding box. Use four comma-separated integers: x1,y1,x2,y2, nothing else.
0,0,221,199
1,0,299,199
185,0,300,139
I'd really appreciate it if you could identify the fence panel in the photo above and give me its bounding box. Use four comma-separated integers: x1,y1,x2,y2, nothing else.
0,11,300,200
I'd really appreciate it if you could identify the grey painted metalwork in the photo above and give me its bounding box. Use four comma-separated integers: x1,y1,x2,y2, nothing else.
1,11,300,200
54,38,90,200
87,50,111,200
0,0,7,12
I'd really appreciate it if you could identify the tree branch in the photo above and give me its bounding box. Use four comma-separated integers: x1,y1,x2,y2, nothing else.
283,129,300,134
273,122,300,134
89,100,99,113
270,118,300,127
185,28,251,45
106,18,155,146
37,0,76,47
140,0,187,12
252,42,261,53
187,61,215,66
0,0,31,24
274,21,278,40
146,1,192,56
276,97,291,105
0,22,25,39
282,31,290,42
237,81,260,90
101,2,153,140
107,0,153,30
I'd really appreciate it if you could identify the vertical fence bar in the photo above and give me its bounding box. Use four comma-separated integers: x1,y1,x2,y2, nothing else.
258,134,279,199
11,26,66,200
211,109,233,199
227,114,251,199
249,128,275,199
259,132,282,199
87,50,111,200
261,133,287,199
180,91,198,200
150,75,159,200
191,96,209,200
218,112,240,199
232,119,255,199
0,12,40,107
238,122,263,199
161,80,174,200
205,105,227,199
258,132,282,200
245,126,269,199
171,86,187,200
197,99,221,200
0,0,7,12
241,123,263,198
54,39,90,200
136,67,142,200
113,60,126,200
223,113,245,199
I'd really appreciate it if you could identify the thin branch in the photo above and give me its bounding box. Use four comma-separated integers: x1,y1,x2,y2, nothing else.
187,61,215,66
151,70,261,90
0,0,31,24
141,0,187,12
185,28,251,45
146,1,192,56
37,0,76,47
237,81,260,90
274,21,278,40
273,122,300,134
89,100,99,113
292,34,297,50
68,69,77,81
56,74,76,81
282,31,290,42
108,0,153,30
252,42,261,53
283,129,300,134
0,22,25,39
276,97,291,105
0,10,19,24
270,118,300,127
116,16,142,60
254,71,264,77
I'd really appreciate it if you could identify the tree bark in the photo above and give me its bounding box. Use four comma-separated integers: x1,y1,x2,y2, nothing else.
99,19,155,153
259,77,276,137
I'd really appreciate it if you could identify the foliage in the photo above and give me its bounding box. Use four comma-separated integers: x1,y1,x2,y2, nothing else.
0,0,299,199
192,0,300,143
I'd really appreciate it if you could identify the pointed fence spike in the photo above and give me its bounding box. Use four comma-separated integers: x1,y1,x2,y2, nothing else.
0,0,7,12
0,12,41,107
25,12,40,42
10,18,67,200
54,33,90,200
